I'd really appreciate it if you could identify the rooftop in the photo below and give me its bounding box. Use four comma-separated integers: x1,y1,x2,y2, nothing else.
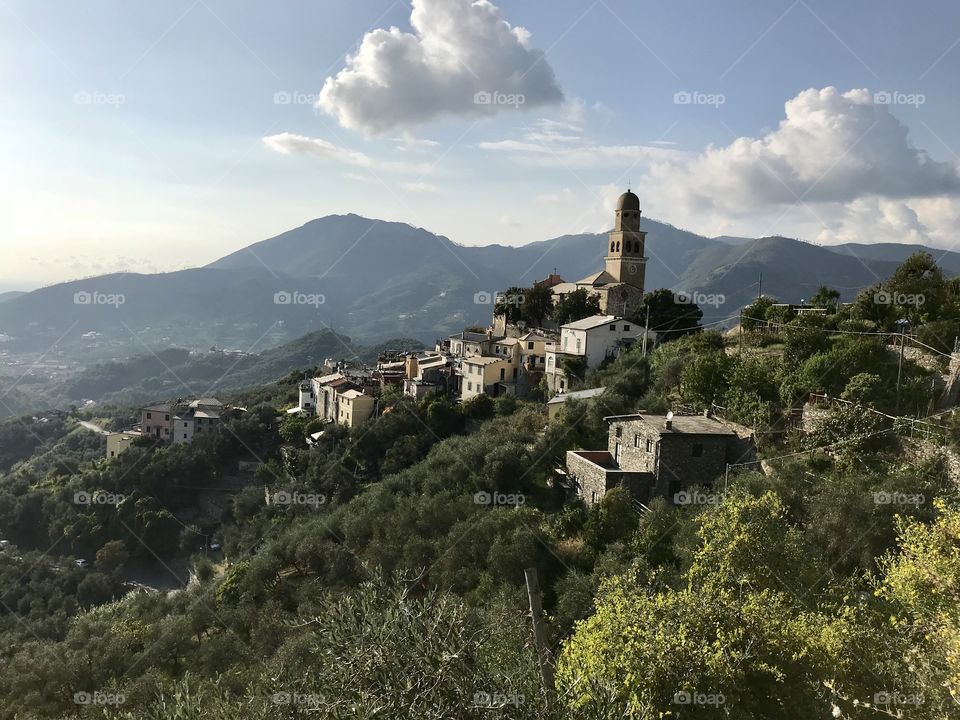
463,355,508,366
574,270,617,287
605,413,736,436
547,387,607,405
562,314,619,331
450,330,501,343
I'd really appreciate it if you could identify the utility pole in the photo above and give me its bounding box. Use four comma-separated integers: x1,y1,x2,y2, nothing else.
896,328,905,412
738,310,743,355
642,304,650,357
524,568,555,710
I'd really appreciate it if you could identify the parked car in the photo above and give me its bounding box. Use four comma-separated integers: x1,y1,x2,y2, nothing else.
74,559,89,568
208,542,222,552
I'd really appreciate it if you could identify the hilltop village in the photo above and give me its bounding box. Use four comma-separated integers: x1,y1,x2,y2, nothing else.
98,190,764,511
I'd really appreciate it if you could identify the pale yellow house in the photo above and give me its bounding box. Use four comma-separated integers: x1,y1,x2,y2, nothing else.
336,389,376,428
461,355,518,400
106,431,140,459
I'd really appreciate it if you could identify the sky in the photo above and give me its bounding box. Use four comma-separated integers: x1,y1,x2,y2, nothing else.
2,0,960,290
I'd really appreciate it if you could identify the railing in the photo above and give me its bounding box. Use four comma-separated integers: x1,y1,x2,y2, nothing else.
807,392,948,441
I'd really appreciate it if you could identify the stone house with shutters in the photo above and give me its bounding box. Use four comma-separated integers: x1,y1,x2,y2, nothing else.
565,412,757,507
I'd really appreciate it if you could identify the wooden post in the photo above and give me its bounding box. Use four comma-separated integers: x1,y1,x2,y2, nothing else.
524,567,555,709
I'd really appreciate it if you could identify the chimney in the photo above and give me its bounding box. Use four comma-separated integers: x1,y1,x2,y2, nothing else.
665,419,672,430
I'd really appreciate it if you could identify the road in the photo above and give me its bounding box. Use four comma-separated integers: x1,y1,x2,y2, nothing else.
77,420,109,435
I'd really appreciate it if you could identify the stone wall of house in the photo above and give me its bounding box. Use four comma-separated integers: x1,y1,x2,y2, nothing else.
655,434,728,496
565,451,610,506
607,419,660,473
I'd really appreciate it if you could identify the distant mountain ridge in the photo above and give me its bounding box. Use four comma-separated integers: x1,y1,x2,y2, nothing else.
0,213,953,365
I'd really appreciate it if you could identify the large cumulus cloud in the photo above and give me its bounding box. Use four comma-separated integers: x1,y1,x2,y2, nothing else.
317,0,564,134
650,87,960,215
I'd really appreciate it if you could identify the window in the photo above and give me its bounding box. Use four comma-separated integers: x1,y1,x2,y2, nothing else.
645,438,653,453
692,443,704,457
165,415,170,421
609,324,616,331
634,434,640,448
467,382,472,391
615,425,622,438
183,434,187,440
624,324,631,331
575,338,581,352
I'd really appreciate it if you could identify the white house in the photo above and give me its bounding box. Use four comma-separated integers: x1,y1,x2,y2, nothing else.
544,315,640,392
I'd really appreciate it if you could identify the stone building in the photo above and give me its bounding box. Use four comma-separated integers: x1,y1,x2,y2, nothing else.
566,412,757,507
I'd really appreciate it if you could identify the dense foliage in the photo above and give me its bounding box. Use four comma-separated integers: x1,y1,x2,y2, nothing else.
2,252,960,718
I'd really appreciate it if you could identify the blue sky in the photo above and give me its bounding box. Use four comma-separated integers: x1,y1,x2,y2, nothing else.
2,0,960,289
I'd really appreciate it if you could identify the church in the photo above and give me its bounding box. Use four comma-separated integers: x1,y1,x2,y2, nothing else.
555,188,648,318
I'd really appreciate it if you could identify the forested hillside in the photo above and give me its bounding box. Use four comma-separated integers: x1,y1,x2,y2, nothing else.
1,252,960,718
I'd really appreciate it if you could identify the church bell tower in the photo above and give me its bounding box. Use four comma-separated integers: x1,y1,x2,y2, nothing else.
605,189,647,292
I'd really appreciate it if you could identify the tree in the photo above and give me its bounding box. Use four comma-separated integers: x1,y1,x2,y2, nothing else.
810,285,841,311
558,493,871,719
740,295,776,331
633,288,702,341
886,251,949,324
681,351,732,406
95,540,129,577
493,285,526,324
552,288,601,326
521,284,554,328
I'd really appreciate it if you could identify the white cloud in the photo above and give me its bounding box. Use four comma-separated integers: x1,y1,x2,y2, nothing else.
263,133,374,167
317,0,563,134
263,132,437,175
403,181,443,194
536,187,576,205
649,87,960,215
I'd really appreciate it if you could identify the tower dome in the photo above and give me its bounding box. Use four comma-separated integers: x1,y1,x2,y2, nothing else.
616,189,640,212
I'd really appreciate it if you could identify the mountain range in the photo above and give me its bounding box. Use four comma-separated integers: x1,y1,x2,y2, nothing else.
1,214,957,366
